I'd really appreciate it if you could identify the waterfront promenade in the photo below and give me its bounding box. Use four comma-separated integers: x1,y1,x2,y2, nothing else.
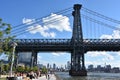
0,74,57,80
38,74,56,80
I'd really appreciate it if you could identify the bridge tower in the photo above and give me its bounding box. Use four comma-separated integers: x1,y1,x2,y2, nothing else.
69,4,87,76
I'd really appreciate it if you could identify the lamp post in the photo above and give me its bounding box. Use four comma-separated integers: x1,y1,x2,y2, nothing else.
31,56,34,68
9,42,17,77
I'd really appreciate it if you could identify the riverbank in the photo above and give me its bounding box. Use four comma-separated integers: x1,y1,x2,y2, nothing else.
0,74,58,80
54,74,61,80
37,74,57,80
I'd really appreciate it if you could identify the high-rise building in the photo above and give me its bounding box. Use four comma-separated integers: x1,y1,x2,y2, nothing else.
88,64,94,69
65,65,67,69
105,64,111,72
106,65,111,70
88,64,94,72
50,64,52,69
53,63,56,70
67,61,71,70
47,63,50,69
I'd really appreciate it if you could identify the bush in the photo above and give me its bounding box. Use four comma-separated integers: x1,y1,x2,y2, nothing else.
16,66,25,72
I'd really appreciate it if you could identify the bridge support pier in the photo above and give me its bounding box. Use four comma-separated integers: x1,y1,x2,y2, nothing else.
69,69,87,76
31,51,37,67
69,49,87,76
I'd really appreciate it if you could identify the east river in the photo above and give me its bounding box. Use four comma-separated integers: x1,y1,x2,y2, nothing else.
55,72,120,80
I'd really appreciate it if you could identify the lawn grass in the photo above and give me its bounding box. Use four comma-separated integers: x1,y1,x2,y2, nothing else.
0,78,6,80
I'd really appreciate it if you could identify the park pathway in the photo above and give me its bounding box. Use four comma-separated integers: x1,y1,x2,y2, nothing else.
38,74,56,80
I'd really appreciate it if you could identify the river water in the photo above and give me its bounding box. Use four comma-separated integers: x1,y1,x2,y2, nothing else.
55,72,120,80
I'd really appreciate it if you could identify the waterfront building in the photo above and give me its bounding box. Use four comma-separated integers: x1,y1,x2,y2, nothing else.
67,61,71,70
88,64,94,72
104,65,111,72
18,52,32,66
111,67,120,73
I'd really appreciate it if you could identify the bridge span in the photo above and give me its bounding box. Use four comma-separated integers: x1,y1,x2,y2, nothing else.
11,4,120,76
14,39,120,52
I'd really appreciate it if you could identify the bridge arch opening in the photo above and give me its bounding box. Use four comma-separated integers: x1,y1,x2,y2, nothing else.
37,52,71,71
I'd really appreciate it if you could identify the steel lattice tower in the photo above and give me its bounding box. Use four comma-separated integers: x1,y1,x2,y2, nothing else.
69,4,87,76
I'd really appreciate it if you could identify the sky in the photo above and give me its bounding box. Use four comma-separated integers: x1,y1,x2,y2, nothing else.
1,0,120,68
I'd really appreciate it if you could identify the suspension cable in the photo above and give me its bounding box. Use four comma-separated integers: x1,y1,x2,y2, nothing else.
12,7,72,29
11,13,72,35
82,7,120,24
12,14,72,36
11,7,72,34
82,14,120,30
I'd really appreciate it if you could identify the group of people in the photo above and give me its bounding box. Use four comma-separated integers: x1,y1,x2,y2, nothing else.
6,70,54,80
7,70,41,80
45,70,54,80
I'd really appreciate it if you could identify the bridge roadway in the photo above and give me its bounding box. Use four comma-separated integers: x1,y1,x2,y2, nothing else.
12,39,120,52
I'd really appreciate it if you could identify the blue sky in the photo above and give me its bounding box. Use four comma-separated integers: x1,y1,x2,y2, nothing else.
1,0,120,68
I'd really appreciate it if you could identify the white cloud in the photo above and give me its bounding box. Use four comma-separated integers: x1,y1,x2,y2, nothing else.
85,61,103,67
43,13,72,32
112,30,120,38
100,30,120,39
51,52,67,56
52,52,60,56
23,13,71,38
115,51,120,56
23,18,35,25
87,29,120,63
38,55,42,59
26,25,56,38
87,51,114,60
100,35,112,39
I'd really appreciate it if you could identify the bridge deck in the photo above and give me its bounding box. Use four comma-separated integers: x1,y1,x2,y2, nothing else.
12,39,120,52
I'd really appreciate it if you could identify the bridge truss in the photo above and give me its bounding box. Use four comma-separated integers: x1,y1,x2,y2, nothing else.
9,4,120,76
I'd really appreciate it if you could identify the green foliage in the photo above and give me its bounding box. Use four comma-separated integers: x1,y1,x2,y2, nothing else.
0,18,13,54
0,62,10,73
3,64,9,72
0,61,4,71
25,66,31,72
16,66,39,72
31,66,39,72
41,67,48,74
16,66,25,72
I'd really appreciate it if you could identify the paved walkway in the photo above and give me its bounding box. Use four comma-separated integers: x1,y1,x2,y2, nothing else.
37,74,56,80
0,74,57,80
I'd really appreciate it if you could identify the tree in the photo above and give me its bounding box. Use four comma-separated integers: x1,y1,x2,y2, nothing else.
0,18,13,55
42,67,48,74
16,66,25,72
3,64,10,72
25,66,31,72
0,60,3,73
31,66,39,72
0,18,15,77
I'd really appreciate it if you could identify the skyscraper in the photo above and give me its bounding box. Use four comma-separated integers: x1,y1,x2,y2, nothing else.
67,61,71,70
47,63,50,69
53,63,56,70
